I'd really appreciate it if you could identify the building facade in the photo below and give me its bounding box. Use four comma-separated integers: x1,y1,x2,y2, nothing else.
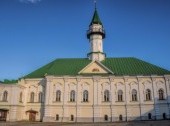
0,8,170,122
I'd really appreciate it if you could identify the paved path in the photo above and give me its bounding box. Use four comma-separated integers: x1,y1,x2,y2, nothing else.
0,120,170,126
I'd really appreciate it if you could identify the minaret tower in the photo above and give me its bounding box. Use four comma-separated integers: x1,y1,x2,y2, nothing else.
87,4,106,61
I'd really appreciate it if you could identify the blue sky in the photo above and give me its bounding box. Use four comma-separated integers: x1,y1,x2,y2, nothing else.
0,0,170,80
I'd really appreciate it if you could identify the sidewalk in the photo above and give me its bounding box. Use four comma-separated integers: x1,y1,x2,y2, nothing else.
0,120,170,126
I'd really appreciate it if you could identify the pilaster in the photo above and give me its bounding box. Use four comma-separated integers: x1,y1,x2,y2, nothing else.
109,77,116,122
43,76,54,122
137,77,142,120
124,77,129,121
164,76,170,119
151,77,159,120
93,76,100,122
62,77,69,122
76,77,81,122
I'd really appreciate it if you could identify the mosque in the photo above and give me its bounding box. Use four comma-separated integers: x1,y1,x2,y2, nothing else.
0,6,170,122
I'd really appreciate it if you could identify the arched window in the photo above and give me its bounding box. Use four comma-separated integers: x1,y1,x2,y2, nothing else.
146,89,151,101
118,90,123,102
19,92,22,102
56,114,59,121
30,92,34,102
104,90,109,102
2,91,8,102
158,89,164,100
83,90,88,102
148,113,152,119
39,92,42,103
132,89,137,101
119,115,123,121
56,90,61,101
70,90,75,102
163,113,166,120
71,115,74,121
104,115,108,121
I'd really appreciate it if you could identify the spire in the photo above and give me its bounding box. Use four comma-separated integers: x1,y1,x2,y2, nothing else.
87,2,106,61
90,2,102,26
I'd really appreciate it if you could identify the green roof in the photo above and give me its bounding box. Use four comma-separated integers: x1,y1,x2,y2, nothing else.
24,58,170,78
90,9,102,25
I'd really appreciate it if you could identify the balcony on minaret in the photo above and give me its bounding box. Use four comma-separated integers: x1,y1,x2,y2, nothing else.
87,26,105,39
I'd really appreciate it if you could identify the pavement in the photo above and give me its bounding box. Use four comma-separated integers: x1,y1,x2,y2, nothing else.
0,120,170,126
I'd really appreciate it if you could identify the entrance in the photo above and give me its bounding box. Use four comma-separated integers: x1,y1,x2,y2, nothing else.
29,112,36,121
26,110,37,121
0,109,8,121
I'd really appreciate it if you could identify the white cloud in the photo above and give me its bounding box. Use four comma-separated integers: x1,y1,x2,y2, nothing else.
19,0,42,4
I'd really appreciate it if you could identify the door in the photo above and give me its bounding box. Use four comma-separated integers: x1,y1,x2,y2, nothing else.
0,110,7,121
29,112,36,121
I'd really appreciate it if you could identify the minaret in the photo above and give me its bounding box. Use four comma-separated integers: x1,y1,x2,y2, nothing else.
87,6,106,61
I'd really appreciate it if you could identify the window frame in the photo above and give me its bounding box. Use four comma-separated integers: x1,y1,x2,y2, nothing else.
38,92,43,103
30,92,35,103
118,90,123,102
70,90,75,102
158,89,164,100
70,115,74,121
56,114,59,121
56,90,61,102
132,89,137,101
148,113,152,120
2,91,8,102
146,89,151,101
83,90,88,102
104,90,110,102
104,115,108,121
19,92,23,103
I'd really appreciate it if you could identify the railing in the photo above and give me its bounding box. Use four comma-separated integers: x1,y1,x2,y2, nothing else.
87,28,105,35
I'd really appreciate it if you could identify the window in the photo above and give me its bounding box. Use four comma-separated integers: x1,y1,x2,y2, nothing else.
104,90,109,102
70,90,75,102
104,115,108,121
146,89,151,101
30,92,34,102
71,115,74,121
2,91,8,102
19,92,22,102
56,90,61,102
83,90,88,102
148,113,152,119
132,89,137,101
56,114,59,121
39,92,42,103
119,115,123,121
92,68,100,72
158,89,164,100
163,113,166,120
118,90,123,102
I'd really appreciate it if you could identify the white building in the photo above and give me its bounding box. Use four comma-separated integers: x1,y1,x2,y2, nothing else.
0,8,170,122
